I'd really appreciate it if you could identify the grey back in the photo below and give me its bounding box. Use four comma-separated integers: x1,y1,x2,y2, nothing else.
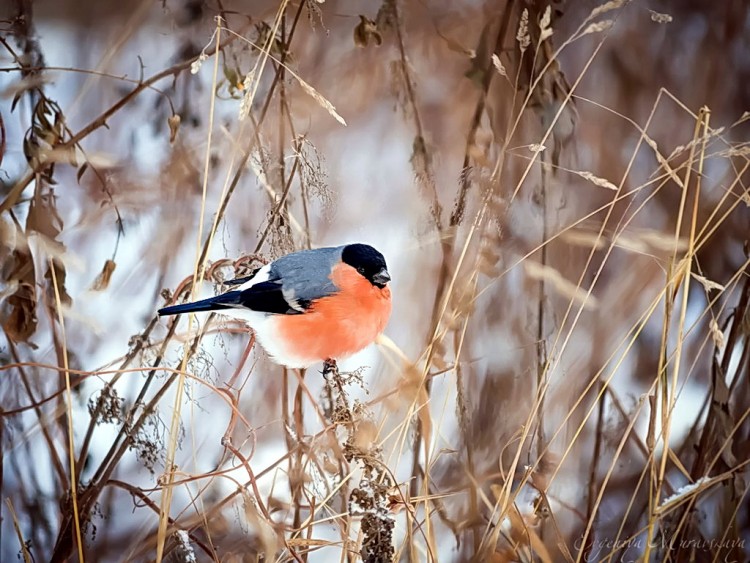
270,245,344,306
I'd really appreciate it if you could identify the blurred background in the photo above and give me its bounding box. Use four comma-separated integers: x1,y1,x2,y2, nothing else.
1,0,749,561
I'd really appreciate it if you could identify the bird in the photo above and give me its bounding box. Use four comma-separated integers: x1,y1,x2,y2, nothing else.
158,243,392,369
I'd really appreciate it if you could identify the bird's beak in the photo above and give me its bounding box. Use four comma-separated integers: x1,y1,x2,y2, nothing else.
372,268,391,286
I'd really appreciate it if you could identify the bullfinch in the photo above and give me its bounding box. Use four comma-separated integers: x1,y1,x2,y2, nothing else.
158,243,392,368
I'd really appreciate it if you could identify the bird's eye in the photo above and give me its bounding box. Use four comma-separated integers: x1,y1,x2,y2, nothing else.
357,266,366,275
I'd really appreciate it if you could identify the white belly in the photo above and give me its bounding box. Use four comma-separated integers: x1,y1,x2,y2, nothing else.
215,308,314,369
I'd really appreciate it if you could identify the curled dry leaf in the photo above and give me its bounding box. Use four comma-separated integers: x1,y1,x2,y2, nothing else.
2,280,37,344
27,192,63,241
91,259,117,291
353,15,382,47
387,492,407,514
2,224,37,344
167,114,181,144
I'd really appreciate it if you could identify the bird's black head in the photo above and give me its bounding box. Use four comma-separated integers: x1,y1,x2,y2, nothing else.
342,244,391,288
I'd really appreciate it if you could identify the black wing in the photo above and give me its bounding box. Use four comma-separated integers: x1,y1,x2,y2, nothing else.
160,248,343,318
236,280,305,314
158,280,305,317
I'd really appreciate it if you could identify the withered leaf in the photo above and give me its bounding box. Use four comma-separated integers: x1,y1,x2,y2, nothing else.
90,259,117,292
353,15,382,48
45,258,72,307
167,114,181,144
2,228,38,344
27,192,63,240
25,194,72,308
2,282,38,344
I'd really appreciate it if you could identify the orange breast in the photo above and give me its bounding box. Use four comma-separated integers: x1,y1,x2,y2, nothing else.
277,263,392,364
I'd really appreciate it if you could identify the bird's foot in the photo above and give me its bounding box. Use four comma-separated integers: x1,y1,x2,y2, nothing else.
323,358,338,376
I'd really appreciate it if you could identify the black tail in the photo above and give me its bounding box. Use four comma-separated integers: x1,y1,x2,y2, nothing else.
158,291,242,316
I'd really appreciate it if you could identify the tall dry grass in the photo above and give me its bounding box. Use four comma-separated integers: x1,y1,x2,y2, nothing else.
1,0,749,561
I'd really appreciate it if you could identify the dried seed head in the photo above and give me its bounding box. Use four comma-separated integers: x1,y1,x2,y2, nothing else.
581,20,614,36
575,170,618,191
492,54,508,78
517,9,530,52
539,5,553,41
649,10,673,23
588,0,629,20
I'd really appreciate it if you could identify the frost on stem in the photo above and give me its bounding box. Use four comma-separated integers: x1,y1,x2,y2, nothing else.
172,530,197,563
